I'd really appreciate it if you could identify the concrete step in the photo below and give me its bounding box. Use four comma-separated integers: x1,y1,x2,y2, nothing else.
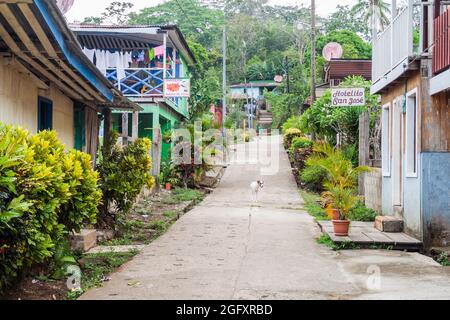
375,216,404,233
70,229,97,252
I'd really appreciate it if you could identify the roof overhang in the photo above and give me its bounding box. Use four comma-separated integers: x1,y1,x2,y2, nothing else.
370,57,420,95
0,0,117,103
430,69,450,95
0,0,140,112
70,24,196,66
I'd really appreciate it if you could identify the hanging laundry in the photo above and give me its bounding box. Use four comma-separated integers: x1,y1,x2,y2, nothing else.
144,50,150,65
154,45,165,58
105,50,117,69
115,52,125,80
95,50,107,74
123,51,132,69
82,47,95,64
148,48,155,63
138,50,145,62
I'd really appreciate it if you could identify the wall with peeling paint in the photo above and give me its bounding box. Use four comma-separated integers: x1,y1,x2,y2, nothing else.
421,152,450,247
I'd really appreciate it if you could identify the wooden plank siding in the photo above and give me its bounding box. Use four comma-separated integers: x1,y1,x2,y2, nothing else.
433,8,450,75
381,71,450,153
428,91,450,151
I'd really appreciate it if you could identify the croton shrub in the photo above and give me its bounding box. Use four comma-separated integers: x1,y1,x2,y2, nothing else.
0,124,101,291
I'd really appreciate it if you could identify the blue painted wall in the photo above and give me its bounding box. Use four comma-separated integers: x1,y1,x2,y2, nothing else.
421,152,450,247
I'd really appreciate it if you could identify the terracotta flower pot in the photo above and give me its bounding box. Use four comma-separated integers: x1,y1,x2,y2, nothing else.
332,220,351,237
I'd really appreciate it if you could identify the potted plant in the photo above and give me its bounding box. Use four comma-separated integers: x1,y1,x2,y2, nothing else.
326,204,341,221
162,130,172,144
325,186,359,236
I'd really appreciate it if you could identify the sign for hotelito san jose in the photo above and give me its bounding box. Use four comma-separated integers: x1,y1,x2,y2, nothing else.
164,79,190,98
331,88,366,107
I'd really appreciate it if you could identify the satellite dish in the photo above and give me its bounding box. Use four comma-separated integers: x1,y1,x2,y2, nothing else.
56,0,75,15
274,75,283,83
322,42,343,61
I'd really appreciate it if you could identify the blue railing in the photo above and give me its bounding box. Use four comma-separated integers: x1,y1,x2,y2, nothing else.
105,68,186,113
106,68,164,97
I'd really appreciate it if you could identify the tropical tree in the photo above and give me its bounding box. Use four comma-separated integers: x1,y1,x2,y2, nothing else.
352,0,391,34
324,5,370,40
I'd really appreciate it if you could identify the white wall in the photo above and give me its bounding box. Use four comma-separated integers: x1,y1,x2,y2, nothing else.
0,57,75,148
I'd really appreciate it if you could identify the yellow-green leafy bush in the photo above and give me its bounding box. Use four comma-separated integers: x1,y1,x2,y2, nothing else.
97,132,155,229
0,125,101,291
283,128,303,149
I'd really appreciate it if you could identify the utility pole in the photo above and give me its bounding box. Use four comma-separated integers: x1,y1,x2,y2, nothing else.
222,24,227,130
285,56,290,94
310,0,316,104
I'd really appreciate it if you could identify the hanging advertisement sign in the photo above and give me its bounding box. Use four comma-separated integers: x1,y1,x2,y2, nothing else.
331,88,366,107
164,79,190,98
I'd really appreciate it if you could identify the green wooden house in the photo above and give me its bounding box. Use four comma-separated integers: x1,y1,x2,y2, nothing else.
70,24,196,163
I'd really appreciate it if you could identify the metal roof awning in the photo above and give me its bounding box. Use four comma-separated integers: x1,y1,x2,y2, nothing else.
70,24,196,66
0,0,139,112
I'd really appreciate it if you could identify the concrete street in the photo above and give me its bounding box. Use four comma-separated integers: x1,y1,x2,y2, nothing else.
81,136,450,300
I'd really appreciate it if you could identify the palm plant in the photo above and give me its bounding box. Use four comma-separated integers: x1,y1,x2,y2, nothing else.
352,0,391,33
307,142,370,219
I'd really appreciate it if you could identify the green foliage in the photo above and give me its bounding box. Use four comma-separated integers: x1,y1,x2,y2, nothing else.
97,132,155,229
129,0,224,49
186,40,222,118
305,142,370,220
300,163,328,192
300,76,379,147
301,191,328,221
282,116,303,134
317,234,360,251
283,128,303,149
291,137,313,151
68,251,138,300
60,150,102,233
324,5,370,40
317,30,372,60
172,114,219,188
171,188,204,203
352,0,391,33
437,253,450,267
265,92,302,129
348,202,377,222
0,124,101,291
159,161,182,187
49,240,78,280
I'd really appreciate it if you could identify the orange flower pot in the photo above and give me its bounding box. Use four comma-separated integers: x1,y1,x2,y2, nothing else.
332,220,350,237
327,206,341,220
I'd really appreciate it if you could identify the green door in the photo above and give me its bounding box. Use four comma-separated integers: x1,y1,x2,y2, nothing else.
160,116,172,163
138,113,153,141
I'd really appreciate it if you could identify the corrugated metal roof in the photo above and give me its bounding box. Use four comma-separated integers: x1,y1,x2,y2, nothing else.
326,59,372,81
70,23,196,65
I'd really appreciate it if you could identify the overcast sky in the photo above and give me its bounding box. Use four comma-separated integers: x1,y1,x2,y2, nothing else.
66,0,358,23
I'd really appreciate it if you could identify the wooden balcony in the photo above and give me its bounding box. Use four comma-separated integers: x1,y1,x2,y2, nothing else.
105,67,187,113
371,1,417,94
433,8,450,75
106,68,168,98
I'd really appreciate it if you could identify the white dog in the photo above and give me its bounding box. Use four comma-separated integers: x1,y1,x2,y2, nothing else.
250,180,264,203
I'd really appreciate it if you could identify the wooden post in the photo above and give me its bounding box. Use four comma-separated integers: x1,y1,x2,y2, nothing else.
152,128,162,194
132,111,139,140
102,108,112,159
122,112,129,145
359,111,370,196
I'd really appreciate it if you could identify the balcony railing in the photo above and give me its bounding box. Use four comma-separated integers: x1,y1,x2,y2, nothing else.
372,5,415,85
433,8,450,75
106,68,185,111
106,68,167,97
